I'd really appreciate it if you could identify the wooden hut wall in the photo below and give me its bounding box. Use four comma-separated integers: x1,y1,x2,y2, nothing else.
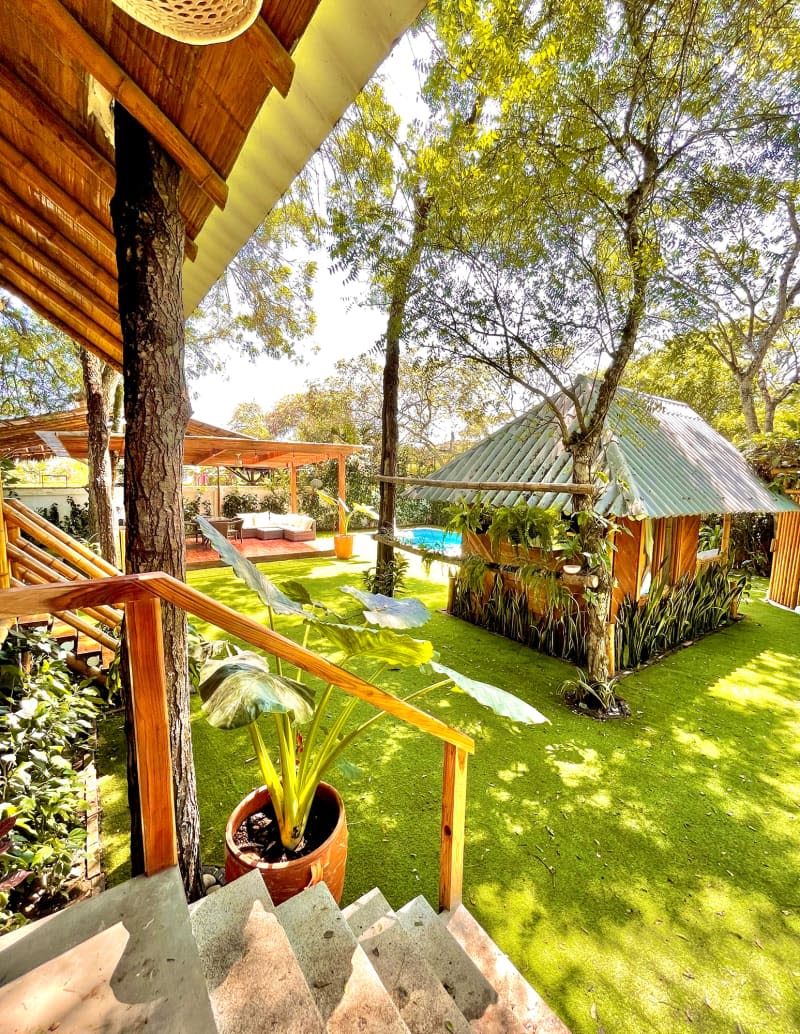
610,517,642,618
769,492,800,609
671,516,702,581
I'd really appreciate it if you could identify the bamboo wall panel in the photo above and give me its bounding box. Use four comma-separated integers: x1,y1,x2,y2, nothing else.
672,516,701,582
769,506,800,609
611,518,642,617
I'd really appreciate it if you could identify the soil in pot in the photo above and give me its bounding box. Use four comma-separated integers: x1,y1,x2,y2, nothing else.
233,793,339,864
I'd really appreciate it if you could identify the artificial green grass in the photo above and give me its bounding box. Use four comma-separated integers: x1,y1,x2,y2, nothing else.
95,562,800,1034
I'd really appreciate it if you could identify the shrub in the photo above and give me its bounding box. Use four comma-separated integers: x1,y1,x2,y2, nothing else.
37,497,91,541
0,629,100,932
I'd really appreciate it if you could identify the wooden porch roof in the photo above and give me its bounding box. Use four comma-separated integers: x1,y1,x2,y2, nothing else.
0,0,425,367
0,407,363,468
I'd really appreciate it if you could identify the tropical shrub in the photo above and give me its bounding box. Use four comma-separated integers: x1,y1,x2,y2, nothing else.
37,497,91,541
362,554,410,596
0,628,100,933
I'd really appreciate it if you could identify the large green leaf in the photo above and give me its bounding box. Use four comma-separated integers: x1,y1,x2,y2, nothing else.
340,586,430,628
429,660,550,725
278,579,336,615
314,622,434,666
200,659,315,728
196,517,304,617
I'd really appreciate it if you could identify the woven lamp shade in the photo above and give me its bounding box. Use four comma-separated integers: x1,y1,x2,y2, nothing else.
112,0,261,45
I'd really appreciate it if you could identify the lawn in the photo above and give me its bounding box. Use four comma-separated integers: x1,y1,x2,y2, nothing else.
96,552,800,1034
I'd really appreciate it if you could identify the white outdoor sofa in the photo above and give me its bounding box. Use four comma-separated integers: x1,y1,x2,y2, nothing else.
236,512,316,542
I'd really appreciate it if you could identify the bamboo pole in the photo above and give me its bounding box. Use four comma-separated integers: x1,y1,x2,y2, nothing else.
0,273,121,372
0,131,117,253
251,17,295,97
4,499,122,577
9,577,118,651
7,541,123,625
0,475,9,590
0,225,120,335
338,456,347,534
439,743,468,911
0,182,117,297
28,0,227,211
375,474,598,494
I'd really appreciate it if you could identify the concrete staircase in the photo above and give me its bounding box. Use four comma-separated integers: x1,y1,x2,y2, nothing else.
0,866,570,1034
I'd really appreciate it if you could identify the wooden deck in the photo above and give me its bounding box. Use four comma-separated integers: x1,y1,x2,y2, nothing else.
185,535,335,570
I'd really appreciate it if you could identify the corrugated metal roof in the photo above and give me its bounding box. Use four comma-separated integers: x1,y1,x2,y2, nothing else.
412,379,799,517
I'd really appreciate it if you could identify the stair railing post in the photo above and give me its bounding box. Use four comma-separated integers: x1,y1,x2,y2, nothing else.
439,742,468,912
125,595,178,875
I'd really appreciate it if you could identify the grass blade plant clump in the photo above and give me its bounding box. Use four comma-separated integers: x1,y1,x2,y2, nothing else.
196,517,549,855
615,562,748,671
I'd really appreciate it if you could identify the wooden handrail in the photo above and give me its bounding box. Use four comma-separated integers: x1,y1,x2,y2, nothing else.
0,572,476,908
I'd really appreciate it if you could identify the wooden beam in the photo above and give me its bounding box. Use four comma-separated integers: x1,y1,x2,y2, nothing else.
29,0,227,211
376,475,599,495
0,476,9,590
439,743,468,911
0,61,115,191
0,264,123,367
125,596,178,875
0,226,120,336
0,182,117,299
0,131,117,255
252,15,295,98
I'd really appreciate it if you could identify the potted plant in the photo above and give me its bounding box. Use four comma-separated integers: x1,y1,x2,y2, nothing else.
196,517,549,905
316,491,378,559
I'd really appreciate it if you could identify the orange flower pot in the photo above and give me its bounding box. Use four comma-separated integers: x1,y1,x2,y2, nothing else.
333,533,354,559
224,782,348,906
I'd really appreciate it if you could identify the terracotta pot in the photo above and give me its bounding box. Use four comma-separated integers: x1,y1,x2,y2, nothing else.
333,533,354,559
224,782,348,906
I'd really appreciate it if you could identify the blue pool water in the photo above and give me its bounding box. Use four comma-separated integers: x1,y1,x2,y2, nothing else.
398,527,462,555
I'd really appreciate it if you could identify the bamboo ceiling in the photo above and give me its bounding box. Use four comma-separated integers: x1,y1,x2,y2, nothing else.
0,407,363,469
0,0,426,370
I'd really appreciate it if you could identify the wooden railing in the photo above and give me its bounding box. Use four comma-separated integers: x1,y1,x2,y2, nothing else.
0,572,475,910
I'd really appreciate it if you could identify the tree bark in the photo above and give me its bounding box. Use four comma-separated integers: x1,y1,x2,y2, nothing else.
376,194,431,590
79,348,118,565
111,103,202,901
735,371,761,435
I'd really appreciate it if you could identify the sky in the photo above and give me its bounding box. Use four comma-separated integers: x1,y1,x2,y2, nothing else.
189,36,428,429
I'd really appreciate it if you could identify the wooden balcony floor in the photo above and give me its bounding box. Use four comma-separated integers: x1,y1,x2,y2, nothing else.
185,535,335,570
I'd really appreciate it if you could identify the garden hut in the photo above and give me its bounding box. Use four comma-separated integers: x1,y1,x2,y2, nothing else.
410,379,799,671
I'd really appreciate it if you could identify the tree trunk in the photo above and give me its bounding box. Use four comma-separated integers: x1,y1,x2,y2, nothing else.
79,348,118,565
735,371,761,435
109,378,124,490
111,103,202,901
570,440,612,685
376,194,431,591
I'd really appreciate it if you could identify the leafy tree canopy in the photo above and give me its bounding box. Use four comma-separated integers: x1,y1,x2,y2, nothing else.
0,293,81,417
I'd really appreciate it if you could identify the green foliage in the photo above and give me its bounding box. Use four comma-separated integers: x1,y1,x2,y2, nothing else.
558,668,622,714
0,629,100,933
614,564,748,671
362,554,410,598
221,490,281,519
37,498,91,542
183,495,212,521
196,517,548,852
698,521,724,552
0,293,81,417
315,491,378,535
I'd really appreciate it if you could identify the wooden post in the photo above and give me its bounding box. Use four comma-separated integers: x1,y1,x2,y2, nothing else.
721,513,731,558
125,597,178,875
0,477,9,590
337,455,347,534
290,464,298,513
439,742,468,912
216,466,222,517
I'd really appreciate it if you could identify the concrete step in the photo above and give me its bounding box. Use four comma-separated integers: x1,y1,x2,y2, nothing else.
397,895,528,1034
342,887,471,1034
441,905,571,1034
190,869,325,1034
0,865,217,1034
277,882,409,1034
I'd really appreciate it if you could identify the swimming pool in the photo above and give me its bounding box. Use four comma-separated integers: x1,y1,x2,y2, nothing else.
398,527,462,555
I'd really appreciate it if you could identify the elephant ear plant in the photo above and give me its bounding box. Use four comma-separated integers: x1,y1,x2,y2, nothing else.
196,517,548,854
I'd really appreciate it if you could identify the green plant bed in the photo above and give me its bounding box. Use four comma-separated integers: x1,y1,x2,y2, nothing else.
96,570,800,1034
